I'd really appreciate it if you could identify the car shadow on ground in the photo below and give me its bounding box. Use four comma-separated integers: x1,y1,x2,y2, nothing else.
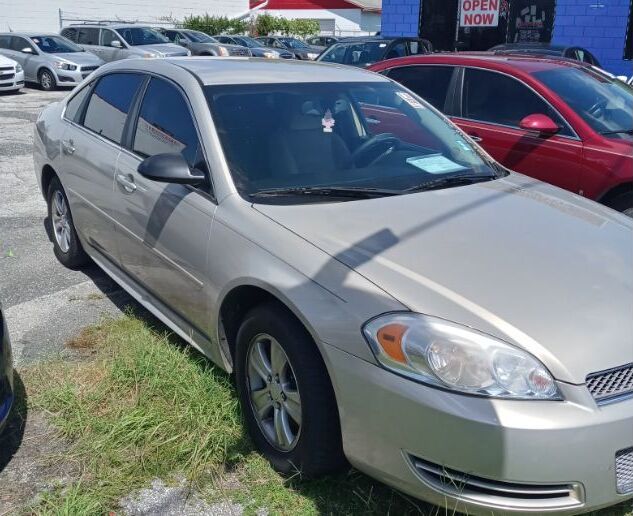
0,372,27,474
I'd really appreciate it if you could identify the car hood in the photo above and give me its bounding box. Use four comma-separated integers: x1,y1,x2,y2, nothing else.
53,52,104,66
254,174,633,384
0,54,18,67
136,43,188,56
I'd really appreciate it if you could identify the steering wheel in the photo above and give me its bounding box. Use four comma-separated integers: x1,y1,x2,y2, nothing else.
587,97,607,118
351,133,400,167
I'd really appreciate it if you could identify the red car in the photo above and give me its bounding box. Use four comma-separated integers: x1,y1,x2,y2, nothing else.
369,54,633,215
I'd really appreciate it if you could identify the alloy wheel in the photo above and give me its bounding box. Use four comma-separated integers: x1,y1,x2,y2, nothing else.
40,71,53,90
51,190,71,253
247,333,302,451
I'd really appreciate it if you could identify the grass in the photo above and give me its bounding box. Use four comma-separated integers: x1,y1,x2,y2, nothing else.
23,314,633,515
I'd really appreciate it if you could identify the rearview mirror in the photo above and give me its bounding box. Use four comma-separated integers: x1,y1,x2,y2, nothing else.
519,114,561,136
20,47,34,54
137,153,205,185
111,40,122,48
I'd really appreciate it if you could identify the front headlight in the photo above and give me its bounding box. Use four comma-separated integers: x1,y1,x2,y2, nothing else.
218,47,230,56
307,52,319,60
263,51,279,59
15,64,22,73
142,53,157,59
363,313,560,399
55,62,77,71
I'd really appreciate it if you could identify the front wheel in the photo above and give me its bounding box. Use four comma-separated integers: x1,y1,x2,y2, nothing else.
38,69,56,91
47,177,90,268
235,303,346,477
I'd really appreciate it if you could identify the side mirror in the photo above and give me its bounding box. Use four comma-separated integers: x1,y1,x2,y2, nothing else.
137,153,205,185
21,47,34,54
519,114,561,136
111,40,122,48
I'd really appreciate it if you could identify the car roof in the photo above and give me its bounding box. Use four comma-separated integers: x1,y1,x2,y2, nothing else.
0,32,62,37
492,42,569,52
373,52,589,74
105,57,389,85
66,23,152,29
334,36,417,44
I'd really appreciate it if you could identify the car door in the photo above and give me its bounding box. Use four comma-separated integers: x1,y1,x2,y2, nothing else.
99,29,126,61
77,27,103,59
112,76,215,332
8,36,38,82
453,67,583,193
60,72,145,262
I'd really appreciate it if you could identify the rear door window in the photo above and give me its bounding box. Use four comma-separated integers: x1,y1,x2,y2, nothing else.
83,73,145,144
10,36,33,52
387,65,456,111
60,27,77,42
461,67,571,135
319,44,347,63
77,28,100,46
0,35,10,49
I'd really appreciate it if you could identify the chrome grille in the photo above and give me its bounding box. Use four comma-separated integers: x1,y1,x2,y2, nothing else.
80,65,99,72
586,364,633,404
616,448,633,494
0,66,12,71
229,47,249,56
0,73,15,81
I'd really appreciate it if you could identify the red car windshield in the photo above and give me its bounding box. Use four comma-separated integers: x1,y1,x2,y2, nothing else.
533,67,633,139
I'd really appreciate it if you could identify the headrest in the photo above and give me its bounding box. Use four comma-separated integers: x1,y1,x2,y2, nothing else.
288,100,325,131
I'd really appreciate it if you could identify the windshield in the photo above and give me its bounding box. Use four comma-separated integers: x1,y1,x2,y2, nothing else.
185,30,215,43
320,41,389,67
234,36,261,48
279,37,309,49
31,35,82,53
206,81,501,204
533,67,633,139
116,27,169,46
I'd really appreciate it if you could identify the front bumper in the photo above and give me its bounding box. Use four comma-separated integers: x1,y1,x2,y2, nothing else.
0,70,24,91
54,66,99,86
323,343,633,515
0,311,14,433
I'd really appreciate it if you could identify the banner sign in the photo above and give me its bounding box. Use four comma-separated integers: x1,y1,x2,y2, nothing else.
460,0,500,27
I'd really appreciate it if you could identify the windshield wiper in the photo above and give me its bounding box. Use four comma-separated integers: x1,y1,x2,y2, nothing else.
600,128,633,136
249,186,402,199
405,173,497,193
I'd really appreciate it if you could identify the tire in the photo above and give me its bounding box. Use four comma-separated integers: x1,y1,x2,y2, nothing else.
38,69,56,91
47,176,90,268
606,191,633,218
235,302,346,478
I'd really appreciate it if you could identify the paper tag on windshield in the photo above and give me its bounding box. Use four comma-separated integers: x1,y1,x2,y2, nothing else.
396,91,424,109
407,155,467,175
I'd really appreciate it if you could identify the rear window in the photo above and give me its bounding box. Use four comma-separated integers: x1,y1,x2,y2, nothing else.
387,66,455,111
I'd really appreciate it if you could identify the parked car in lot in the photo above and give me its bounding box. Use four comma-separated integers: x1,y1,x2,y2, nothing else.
0,304,14,434
0,53,24,93
490,42,601,67
372,54,633,215
0,33,103,90
156,29,250,57
60,24,189,62
34,57,633,515
305,35,340,48
214,35,293,59
255,36,322,59
317,37,431,67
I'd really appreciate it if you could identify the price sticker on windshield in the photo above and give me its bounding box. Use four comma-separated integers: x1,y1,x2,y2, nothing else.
396,91,425,109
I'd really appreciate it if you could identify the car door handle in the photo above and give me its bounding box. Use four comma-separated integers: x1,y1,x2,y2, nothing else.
61,139,75,155
468,134,483,143
116,173,137,193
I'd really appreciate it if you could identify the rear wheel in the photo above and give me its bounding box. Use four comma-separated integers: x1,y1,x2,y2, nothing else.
47,177,90,268
606,191,633,218
235,302,346,477
38,69,56,91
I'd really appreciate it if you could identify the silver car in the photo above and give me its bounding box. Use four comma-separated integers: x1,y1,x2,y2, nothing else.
60,24,189,62
157,29,250,57
33,58,633,515
0,33,103,90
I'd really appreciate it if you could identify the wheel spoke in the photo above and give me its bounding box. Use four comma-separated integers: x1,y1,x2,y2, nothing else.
54,193,64,216
283,390,301,425
274,406,294,448
250,341,272,381
251,386,272,418
270,339,287,376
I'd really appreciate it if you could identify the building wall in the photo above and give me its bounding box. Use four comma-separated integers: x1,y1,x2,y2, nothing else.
552,0,632,76
261,9,380,34
381,0,421,36
1,0,249,33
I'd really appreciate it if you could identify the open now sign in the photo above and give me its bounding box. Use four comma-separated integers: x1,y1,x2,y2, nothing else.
460,0,500,27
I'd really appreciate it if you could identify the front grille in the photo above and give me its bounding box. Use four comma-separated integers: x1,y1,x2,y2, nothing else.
0,66,12,71
0,73,15,81
280,53,293,59
586,363,633,404
229,47,249,56
408,455,583,510
80,65,99,72
617,449,633,494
